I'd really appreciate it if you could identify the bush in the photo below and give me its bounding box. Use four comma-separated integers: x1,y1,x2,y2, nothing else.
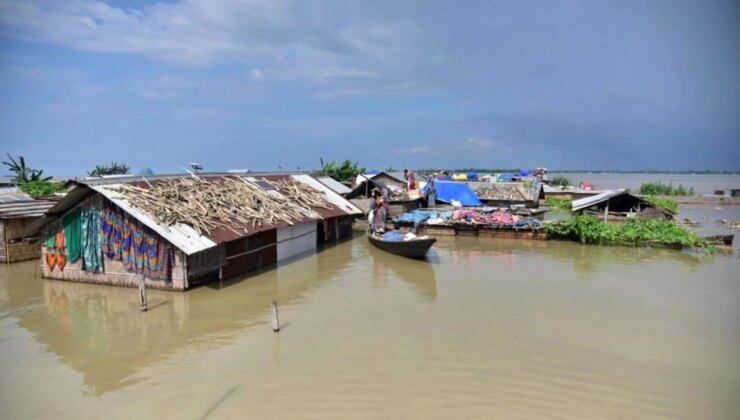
643,196,678,214
550,176,570,187
638,182,694,196
19,180,65,198
545,197,572,210
544,215,711,250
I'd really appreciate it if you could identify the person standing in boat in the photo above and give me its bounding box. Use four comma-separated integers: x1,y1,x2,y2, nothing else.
371,188,389,234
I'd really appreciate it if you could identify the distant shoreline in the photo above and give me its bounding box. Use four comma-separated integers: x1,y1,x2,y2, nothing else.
415,169,740,175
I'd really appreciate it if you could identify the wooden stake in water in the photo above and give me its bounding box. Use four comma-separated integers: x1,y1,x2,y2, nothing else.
139,277,148,312
271,301,280,332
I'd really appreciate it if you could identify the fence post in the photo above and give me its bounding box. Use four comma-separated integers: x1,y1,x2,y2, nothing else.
139,276,148,311
271,301,280,332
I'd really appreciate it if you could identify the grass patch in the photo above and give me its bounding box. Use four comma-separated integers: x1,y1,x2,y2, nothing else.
643,195,678,214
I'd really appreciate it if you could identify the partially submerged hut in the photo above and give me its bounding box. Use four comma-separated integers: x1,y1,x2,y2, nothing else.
31,173,362,291
470,181,544,208
0,193,56,263
571,190,673,222
346,177,421,216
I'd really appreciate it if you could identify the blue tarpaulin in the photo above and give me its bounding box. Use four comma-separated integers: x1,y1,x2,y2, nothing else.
423,182,481,206
467,172,479,180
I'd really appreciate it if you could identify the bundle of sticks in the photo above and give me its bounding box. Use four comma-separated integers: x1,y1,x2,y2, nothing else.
113,176,321,235
474,185,528,201
267,178,334,211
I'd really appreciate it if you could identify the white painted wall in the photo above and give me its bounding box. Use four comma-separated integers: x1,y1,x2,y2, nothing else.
276,222,317,262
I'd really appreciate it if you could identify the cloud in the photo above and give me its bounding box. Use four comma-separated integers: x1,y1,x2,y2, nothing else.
250,68,264,81
0,0,430,96
459,137,514,153
395,146,431,155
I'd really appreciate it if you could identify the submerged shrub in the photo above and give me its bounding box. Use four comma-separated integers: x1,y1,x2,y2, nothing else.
544,215,711,250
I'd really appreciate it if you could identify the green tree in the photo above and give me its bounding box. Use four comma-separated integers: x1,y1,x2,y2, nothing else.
319,158,365,182
2,154,51,183
550,176,571,187
88,162,131,177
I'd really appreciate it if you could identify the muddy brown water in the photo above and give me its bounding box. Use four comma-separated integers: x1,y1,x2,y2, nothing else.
1,234,739,419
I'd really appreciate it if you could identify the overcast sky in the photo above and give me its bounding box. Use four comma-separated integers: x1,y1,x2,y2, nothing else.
0,0,738,176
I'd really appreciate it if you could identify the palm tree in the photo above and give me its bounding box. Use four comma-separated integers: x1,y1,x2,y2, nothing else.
2,154,51,183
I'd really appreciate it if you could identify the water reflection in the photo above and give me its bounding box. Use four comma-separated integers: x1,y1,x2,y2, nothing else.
433,236,711,274
366,241,438,302
1,243,354,396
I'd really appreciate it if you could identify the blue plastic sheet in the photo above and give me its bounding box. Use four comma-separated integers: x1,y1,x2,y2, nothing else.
423,182,482,206
382,230,404,242
396,210,431,228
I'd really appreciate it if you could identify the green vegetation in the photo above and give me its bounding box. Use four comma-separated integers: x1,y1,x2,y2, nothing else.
544,215,711,251
545,197,573,210
19,180,65,198
643,196,678,215
2,154,51,183
88,162,130,177
550,176,570,187
320,158,365,182
3,154,64,198
638,182,694,196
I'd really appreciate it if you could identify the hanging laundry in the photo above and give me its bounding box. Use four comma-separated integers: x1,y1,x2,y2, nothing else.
156,242,176,282
45,233,55,250
55,230,65,250
81,208,103,272
56,253,67,271
143,231,159,278
100,205,123,260
45,252,56,271
98,203,170,280
63,208,82,263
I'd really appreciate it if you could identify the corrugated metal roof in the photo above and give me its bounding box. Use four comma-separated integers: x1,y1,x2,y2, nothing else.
571,189,627,211
0,194,55,219
0,193,32,203
25,173,360,254
316,176,352,195
90,184,218,255
0,200,56,219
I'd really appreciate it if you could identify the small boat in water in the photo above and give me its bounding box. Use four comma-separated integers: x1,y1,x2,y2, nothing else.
367,234,436,258
703,234,735,246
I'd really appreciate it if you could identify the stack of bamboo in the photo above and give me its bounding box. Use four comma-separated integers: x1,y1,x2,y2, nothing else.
474,184,528,201
113,176,319,235
267,178,334,211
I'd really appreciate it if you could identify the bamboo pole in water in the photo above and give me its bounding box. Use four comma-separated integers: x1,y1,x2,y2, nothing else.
271,301,280,332
139,276,148,311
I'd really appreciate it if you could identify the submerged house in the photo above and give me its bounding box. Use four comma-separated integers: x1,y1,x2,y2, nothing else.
0,194,56,263
470,181,545,208
32,173,362,291
571,190,674,222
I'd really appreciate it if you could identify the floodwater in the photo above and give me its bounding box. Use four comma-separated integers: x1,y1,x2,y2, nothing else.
1,235,739,419
551,173,740,195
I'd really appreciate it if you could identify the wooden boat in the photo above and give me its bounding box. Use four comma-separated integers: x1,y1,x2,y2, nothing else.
367,234,436,258
703,234,735,246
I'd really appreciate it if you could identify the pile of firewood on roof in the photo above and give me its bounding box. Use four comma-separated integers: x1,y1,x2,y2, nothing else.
113,176,332,235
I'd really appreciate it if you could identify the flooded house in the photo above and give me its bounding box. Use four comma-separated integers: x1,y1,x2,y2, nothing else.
346,176,422,217
0,194,56,263
31,173,362,291
571,189,674,222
